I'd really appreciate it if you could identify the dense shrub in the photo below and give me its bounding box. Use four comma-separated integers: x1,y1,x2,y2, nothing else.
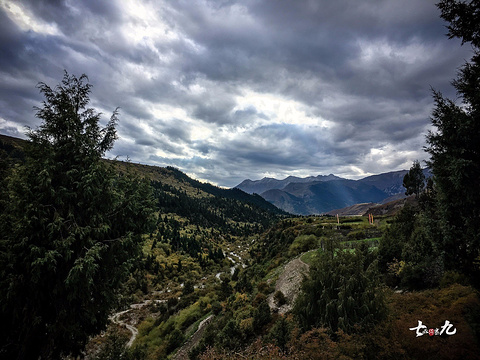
288,234,317,256
294,244,386,334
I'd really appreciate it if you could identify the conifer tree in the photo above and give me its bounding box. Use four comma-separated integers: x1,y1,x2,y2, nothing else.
294,244,385,333
0,72,154,359
426,1,480,275
403,160,425,198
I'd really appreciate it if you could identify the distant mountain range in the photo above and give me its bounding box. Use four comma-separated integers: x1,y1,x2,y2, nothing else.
235,169,431,215
0,133,431,217
236,174,342,195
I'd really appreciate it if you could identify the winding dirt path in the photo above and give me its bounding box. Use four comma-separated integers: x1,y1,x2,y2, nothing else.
109,299,166,348
109,309,138,348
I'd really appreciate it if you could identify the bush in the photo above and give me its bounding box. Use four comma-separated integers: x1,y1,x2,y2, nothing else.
253,300,272,331
253,293,267,306
183,280,195,295
217,320,243,350
289,234,318,256
257,281,271,295
294,245,386,333
166,328,185,354
274,290,287,307
211,301,223,315
347,230,366,240
95,329,129,360
440,271,468,288
267,317,292,351
177,303,203,331
378,205,443,290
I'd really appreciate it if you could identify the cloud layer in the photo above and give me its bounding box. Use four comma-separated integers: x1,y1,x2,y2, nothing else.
0,0,470,187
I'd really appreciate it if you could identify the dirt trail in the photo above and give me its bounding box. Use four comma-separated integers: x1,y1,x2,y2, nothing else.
109,309,139,348
109,299,165,348
268,257,309,314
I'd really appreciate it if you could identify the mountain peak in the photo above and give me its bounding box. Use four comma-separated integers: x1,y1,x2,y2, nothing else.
235,169,431,215
235,174,343,195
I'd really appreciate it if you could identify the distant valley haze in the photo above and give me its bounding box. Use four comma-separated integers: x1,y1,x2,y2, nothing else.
235,169,431,215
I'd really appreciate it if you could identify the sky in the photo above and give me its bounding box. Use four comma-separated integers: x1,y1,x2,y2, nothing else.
0,0,472,188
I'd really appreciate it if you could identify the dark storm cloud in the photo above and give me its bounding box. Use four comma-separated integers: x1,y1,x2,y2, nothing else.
159,0,467,158
20,0,123,40
117,117,192,159
212,124,341,175
0,9,23,70
0,0,472,187
191,97,237,125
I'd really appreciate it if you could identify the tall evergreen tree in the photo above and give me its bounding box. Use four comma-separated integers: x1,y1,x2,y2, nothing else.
0,72,155,359
425,1,480,275
403,160,425,198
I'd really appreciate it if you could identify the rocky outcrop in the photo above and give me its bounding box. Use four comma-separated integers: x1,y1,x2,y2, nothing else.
268,257,309,314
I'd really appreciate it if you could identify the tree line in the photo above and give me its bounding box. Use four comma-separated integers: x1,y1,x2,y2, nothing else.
379,0,480,289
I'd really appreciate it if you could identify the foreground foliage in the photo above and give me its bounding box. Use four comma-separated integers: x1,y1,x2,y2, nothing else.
426,0,480,279
197,282,480,360
0,73,155,359
294,243,386,334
